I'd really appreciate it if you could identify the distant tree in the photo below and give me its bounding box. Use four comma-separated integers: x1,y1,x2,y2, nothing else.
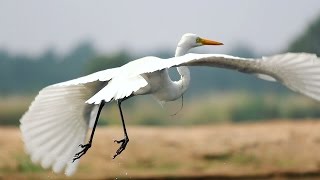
86,50,131,74
288,15,320,55
229,44,257,58
0,41,96,94
61,41,96,77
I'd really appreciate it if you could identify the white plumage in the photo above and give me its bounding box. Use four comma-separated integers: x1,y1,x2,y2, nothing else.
20,33,320,176
20,84,94,175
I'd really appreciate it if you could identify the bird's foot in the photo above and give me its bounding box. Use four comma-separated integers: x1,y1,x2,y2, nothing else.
72,143,91,162
113,136,129,159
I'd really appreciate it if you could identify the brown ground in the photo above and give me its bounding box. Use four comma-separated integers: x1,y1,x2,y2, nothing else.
2,120,320,179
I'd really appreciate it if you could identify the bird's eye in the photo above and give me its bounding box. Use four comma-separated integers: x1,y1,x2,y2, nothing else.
196,37,201,43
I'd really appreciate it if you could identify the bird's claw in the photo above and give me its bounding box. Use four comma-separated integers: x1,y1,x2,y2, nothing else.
78,144,85,147
72,143,91,162
114,139,125,144
113,137,129,159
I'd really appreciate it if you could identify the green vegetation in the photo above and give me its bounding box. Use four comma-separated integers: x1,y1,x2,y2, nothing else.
85,50,131,74
2,15,320,96
288,14,320,56
0,42,96,94
229,94,320,122
1,15,320,125
15,155,44,173
0,96,32,126
202,152,260,167
0,154,44,174
2,92,320,126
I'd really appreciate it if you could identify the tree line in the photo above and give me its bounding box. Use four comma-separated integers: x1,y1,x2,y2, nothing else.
0,15,319,96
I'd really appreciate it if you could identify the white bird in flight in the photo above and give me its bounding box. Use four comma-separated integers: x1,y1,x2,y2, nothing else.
20,33,320,176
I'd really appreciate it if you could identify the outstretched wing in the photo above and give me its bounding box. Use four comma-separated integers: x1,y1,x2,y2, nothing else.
20,84,96,176
122,53,320,102
19,67,120,175
179,53,320,101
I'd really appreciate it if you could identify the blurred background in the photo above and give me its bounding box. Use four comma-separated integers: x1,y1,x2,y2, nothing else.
1,0,320,179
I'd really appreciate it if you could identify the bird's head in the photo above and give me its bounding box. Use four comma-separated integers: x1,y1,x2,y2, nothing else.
178,33,223,48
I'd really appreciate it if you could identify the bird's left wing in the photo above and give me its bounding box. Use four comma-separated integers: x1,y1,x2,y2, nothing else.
20,67,122,175
20,84,96,176
125,53,320,102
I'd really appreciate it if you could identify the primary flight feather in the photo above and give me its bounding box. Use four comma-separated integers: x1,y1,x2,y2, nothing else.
20,33,320,176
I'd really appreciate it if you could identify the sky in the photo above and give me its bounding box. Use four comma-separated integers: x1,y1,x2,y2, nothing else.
0,0,320,56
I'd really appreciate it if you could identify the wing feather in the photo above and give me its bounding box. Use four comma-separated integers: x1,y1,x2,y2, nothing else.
20,64,120,175
118,53,320,102
256,53,320,101
20,84,94,176
86,75,148,104
178,53,320,101
20,60,121,175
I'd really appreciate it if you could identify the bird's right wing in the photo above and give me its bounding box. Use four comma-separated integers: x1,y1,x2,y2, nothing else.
179,53,320,101
122,53,320,102
70,52,320,104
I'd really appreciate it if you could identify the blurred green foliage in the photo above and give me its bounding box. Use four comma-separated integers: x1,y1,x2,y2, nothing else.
0,36,289,96
0,41,95,94
0,154,45,173
16,155,44,173
229,94,320,122
202,151,260,166
288,14,320,56
0,96,31,126
85,50,131,73
2,92,320,126
1,15,320,125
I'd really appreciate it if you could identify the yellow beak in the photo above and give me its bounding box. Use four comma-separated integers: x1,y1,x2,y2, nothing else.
200,38,224,45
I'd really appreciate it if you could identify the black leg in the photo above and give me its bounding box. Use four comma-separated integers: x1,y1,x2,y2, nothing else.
73,100,105,162
113,99,130,159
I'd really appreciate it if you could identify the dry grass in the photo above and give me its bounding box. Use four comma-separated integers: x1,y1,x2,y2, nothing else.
2,121,320,179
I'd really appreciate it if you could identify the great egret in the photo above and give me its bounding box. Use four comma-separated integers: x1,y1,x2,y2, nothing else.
20,33,320,176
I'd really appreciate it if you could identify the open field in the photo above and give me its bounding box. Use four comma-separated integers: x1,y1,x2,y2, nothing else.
2,121,320,179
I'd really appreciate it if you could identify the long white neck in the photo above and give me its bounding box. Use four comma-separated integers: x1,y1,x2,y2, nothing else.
174,46,191,95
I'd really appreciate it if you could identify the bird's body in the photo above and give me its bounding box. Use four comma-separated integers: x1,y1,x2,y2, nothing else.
20,33,320,176
137,69,181,101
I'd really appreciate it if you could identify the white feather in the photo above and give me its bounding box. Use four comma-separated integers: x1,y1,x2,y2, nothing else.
255,73,277,82
86,75,148,104
113,52,320,103
20,84,93,176
256,53,320,101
